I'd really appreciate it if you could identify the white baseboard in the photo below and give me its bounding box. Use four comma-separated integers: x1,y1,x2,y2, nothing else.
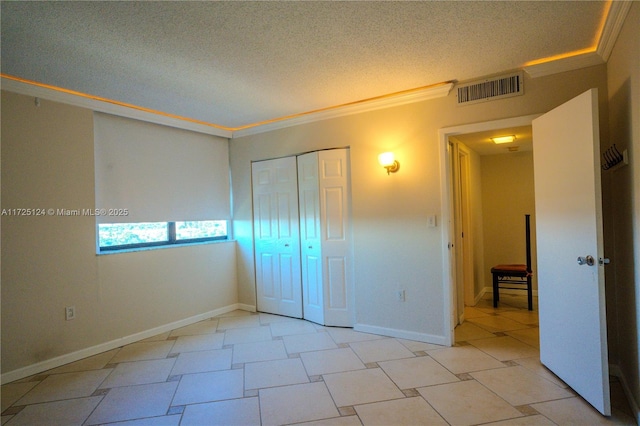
354,323,450,347
474,287,488,305
237,303,257,312
469,287,537,307
1,303,248,384
609,364,640,424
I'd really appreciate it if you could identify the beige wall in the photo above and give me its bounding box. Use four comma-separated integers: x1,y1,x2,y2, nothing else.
231,64,608,342
1,91,238,377
606,1,640,416
480,151,537,293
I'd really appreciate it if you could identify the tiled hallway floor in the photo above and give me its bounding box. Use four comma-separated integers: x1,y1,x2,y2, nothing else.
2,293,636,425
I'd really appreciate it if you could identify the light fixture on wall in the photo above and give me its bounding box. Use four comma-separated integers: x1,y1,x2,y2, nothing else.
491,135,516,144
378,152,400,175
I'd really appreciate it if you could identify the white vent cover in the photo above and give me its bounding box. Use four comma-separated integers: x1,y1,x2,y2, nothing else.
457,72,524,105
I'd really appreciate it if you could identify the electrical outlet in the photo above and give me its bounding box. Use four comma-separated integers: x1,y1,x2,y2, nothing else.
396,290,405,302
65,306,76,321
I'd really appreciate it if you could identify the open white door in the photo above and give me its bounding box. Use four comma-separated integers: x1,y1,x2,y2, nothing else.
532,88,610,415
252,157,303,318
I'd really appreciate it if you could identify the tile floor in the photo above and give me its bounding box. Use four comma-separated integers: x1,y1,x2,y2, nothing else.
1,293,636,425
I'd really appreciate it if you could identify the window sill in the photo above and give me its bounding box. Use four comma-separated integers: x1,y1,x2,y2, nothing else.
96,239,235,255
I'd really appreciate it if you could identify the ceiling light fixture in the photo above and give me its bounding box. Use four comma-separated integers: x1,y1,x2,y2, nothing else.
491,135,516,144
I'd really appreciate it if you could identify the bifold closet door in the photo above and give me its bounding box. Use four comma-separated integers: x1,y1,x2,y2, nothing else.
298,152,324,325
252,157,303,318
299,149,353,326
317,149,353,327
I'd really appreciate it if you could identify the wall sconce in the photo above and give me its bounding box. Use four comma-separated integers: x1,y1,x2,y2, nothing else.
378,152,400,175
491,135,516,144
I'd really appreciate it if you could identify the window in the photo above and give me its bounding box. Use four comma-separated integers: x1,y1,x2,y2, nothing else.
175,221,227,241
98,220,227,251
93,113,231,251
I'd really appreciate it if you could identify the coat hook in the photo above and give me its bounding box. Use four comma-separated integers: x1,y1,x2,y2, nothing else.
602,144,626,170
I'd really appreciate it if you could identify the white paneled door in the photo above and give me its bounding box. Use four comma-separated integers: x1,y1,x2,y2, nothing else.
317,149,353,327
253,149,353,326
252,157,303,318
532,88,610,415
298,152,325,325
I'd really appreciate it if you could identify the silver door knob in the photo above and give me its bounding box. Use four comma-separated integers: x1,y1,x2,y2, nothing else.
577,255,595,266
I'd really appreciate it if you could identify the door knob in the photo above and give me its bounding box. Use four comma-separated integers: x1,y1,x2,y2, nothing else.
577,255,595,266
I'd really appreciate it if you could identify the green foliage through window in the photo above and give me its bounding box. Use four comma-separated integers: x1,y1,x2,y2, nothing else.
98,220,227,251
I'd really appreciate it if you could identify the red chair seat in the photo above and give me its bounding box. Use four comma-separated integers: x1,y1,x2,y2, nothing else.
491,264,531,276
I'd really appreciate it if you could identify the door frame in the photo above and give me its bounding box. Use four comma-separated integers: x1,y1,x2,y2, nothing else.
450,141,474,324
438,114,541,345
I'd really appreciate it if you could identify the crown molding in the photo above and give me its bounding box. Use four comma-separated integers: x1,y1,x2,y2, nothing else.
597,0,633,61
232,82,454,138
523,51,605,78
3,75,453,139
1,76,233,138
524,0,632,79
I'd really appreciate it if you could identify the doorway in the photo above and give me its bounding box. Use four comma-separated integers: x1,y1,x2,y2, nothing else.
439,115,540,345
441,91,614,415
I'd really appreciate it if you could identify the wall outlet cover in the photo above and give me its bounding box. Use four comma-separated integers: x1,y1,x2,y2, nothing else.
65,306,76,321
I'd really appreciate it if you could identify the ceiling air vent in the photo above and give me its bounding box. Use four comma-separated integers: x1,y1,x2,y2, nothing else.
457,72,523,105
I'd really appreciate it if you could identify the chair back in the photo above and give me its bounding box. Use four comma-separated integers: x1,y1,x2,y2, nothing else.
525,214,532,273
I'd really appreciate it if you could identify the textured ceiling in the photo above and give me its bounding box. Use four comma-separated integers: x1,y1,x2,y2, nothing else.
1,1,608,130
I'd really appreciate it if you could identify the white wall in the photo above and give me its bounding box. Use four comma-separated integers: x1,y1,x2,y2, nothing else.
1,91,238,380
231,65,609,344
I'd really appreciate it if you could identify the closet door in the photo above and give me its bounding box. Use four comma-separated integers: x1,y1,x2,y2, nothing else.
298,152,324,325
318,149,353,327
252,157,302,318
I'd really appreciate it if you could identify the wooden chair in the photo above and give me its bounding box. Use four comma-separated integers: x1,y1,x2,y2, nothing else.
491,214,533,310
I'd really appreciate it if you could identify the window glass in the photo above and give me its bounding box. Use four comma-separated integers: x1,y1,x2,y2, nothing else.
98,220,228,251
98,222,169,248
175,220,227,240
